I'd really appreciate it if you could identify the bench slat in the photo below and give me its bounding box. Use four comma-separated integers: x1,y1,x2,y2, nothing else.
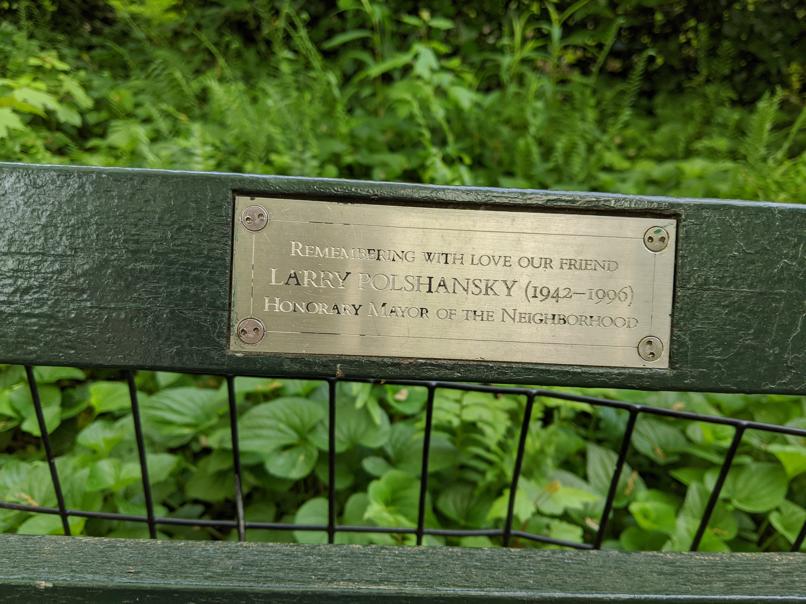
0,535,804,602
1,163,803,393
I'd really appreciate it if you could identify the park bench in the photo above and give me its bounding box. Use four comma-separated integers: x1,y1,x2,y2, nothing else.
0,162,804,602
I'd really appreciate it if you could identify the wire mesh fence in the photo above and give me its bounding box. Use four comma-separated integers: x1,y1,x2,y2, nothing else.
0,365,804,552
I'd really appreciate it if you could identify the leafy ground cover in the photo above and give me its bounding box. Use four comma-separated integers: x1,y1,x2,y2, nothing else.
0,1,804,549
0,1,803,200
0,366,804,551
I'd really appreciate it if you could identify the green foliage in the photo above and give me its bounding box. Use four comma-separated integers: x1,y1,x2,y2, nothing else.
0,364,804,551
233,397,324,479
0,1,802,200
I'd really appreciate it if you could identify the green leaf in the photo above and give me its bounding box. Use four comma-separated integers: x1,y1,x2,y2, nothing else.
525,516,584,545
769,500,806,548
0,391,19,432
147,453,179,483
77,418,129,455
141,387,223,447
362,49,416,79
361,456,392,477
294,497,328,544
636,488,681,509
33,367,85,384
0,389,13,416
685,422,735,447
768,444,806,479
243,501,285,543
313,397,389,452
633,417,688,464
0,107,24,138
534,476,599,516
56,457,103,511
458,536,494,548
17,514,84,536
55,104,81,126
413,45,438,79
86,458,141,492
426,432,457,473
377,423,456,476
436,483,492,528
487,478,539,524
267,445,319,480
670,467,706,486
673,482,737,549
619,526,668,551
0,507,21,532
384,385,426,415
9,383,62,436
722,462,789,513
427,16,455,30
382,423,421,473
0,459,56,508
784,418,806,446
186,453,232,503
322,29,372,50
245,501,276,523
12,87,60,113
365,470,424,528
342,492,372,527
0,366,24,389
315,453,355,491
546,519,583,543
114,496,167,519
346,493,392,545
237,397,324,480
60,75,93,108
20,405,60,437
156,372,184,388
89,381,133,414
629,500,677,534
61,385,91,420
218,377,281,405
348,382,373,408
448,85,476,111
587,443,641,507
291,494,388,545
399,14,423,27
279,380,321,397
29,53,71,71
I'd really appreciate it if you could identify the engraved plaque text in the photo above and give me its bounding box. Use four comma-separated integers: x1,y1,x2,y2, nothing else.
230,197,676,368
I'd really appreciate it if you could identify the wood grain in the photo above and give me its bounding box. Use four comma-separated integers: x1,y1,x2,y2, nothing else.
1,162,804,393
0,535,804,602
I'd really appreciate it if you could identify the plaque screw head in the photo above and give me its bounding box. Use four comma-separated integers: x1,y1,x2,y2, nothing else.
643,226,669,252
638,336,663,362
236,318,265,345
241,205,269,232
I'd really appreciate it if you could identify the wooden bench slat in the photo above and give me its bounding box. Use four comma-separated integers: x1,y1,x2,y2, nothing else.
0,535,804,602
1,162,804,392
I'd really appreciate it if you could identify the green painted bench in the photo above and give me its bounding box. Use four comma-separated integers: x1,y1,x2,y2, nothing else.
0,163,804,602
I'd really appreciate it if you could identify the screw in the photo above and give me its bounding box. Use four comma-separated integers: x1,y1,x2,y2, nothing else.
643,226,669,252
241,205,269,232
637,336,663,362
236,318,265,345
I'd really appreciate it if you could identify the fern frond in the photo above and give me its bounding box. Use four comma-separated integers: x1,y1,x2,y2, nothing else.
609,50,649,136
742,88,783,165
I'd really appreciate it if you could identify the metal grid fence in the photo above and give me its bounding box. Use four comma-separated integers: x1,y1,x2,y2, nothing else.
1,365,805,552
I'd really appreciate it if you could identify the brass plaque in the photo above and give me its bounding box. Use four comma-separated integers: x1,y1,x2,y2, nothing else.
230,196,676,368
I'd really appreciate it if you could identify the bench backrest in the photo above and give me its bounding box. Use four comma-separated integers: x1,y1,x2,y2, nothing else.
1,162,804,393
0,163,804,602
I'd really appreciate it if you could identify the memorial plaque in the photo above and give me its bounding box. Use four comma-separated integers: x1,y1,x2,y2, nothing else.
229,196,676,368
